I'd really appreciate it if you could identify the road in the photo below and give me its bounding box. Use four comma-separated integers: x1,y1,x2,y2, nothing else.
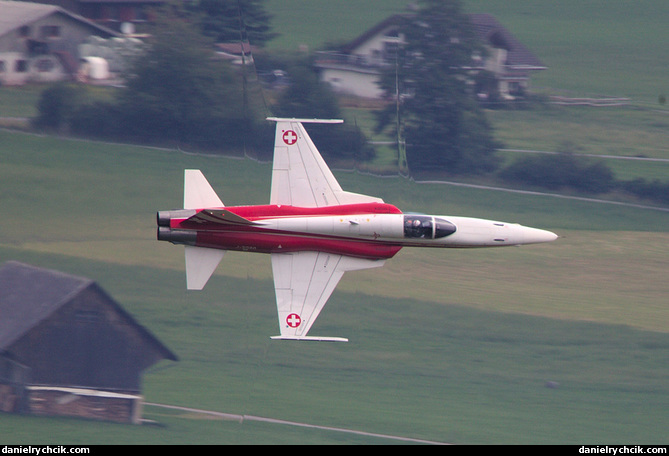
144,402,450,445
413,179,669,213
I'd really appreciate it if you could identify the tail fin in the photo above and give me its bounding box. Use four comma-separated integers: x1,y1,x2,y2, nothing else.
184,169,224,209
266,117,383,207
183,170,225,290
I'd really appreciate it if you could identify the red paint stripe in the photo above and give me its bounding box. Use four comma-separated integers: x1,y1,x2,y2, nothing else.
226,203,402,220
171,203,404,259
196,231,402,260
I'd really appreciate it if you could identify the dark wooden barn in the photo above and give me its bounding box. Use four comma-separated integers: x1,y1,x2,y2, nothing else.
0,261,177,423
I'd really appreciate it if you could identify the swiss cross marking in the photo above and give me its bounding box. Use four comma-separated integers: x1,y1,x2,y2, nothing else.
282,130,298,145
286,313,302,328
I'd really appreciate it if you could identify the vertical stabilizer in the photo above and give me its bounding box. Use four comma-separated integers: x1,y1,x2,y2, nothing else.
266,118,383,207
184,170,224,209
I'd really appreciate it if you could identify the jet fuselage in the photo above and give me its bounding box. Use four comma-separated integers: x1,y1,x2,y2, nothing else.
156,118,558,341
157,202,557,260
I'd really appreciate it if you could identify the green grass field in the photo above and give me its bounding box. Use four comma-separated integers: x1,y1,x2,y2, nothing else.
267,0,669,184
1,0,668,445
1,130,667,444
266,0,669,104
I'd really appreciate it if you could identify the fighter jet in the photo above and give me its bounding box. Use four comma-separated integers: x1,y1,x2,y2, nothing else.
157,118,557,341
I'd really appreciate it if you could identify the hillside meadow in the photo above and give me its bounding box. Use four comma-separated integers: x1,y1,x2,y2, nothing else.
265,0,669,184
0,0,668,445
1,130,667,444
267,0,669,104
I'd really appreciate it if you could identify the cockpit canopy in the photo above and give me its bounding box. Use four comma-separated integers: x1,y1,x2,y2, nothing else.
403,215,456,239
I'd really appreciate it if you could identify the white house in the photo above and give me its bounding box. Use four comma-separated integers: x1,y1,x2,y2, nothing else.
0,0,118,85
315,13,547,100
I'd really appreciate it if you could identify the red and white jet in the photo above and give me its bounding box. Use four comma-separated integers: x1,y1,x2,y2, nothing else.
157,118,557,341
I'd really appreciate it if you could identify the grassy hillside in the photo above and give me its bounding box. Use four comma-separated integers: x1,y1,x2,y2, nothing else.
266,0,669,103
1,0,667,445
264,0,409,51
264,0,669,186
465,0,669,103
1,131,667,444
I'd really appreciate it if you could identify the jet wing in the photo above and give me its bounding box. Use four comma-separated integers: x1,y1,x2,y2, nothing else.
270,251,385,341
267,118,383,208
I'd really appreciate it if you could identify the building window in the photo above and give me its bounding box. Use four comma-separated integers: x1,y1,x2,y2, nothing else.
384,28,399,38
19,25,31,37
15,60,28,72
120,6,134,22
0,61,5,73
36,59,54,72
136,6,149,21
101,6,121,22
382,41,399,63
40,25,61,39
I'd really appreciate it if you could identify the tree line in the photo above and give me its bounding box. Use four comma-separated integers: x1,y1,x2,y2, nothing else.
31,0,668,206
498,145,669,205
33,1,371,162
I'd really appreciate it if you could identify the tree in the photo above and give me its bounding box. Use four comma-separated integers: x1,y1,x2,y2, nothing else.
499,143,615,194
190,0,277,47
377,0,500,176
272,60,375,162
117,11,251,149
34,83,85,132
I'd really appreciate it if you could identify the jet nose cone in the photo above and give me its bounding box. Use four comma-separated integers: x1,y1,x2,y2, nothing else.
522,227,558,244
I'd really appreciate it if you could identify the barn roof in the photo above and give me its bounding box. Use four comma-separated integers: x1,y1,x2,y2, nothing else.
0,261,177,361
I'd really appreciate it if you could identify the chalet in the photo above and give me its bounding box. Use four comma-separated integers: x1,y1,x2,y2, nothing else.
0,261,177,423
315,13,547,100
469,13,547,100
215,41,257,66
0,0,119,85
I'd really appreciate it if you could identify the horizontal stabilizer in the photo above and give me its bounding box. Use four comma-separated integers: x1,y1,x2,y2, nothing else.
184,170,224,209
266,117,344,124
270,335,349,342
186,209,259,226
185,246,225,290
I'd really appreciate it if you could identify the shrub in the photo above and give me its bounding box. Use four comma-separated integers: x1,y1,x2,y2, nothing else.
33,84,85,131
70,101,123,138
620,178,669,205
499,152,615,194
